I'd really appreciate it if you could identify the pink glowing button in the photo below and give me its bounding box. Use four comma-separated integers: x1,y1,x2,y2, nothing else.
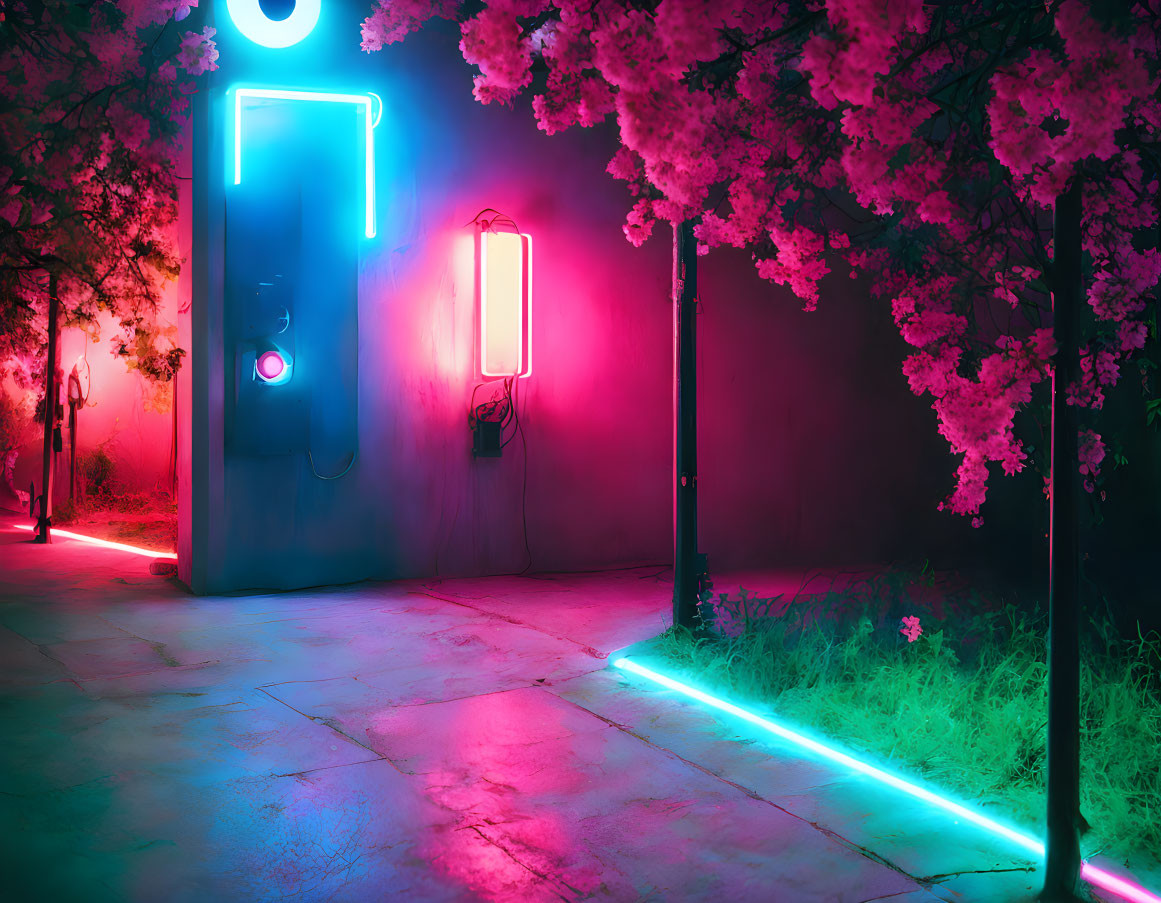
256,350,286,381
480,230,532,379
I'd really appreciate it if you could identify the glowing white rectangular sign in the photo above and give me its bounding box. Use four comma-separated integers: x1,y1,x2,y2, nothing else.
480,230,532,379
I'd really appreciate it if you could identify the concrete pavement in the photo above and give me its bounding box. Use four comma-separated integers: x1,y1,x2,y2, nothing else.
0,513,1136,901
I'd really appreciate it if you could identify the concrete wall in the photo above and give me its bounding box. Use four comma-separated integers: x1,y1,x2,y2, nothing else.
185,2,675,591
183,2,1032,593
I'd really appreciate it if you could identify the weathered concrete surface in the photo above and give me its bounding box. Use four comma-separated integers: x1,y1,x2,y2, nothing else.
0,514,1144,902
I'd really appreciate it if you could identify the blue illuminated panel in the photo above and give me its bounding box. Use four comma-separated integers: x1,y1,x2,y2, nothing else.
232,88,378,238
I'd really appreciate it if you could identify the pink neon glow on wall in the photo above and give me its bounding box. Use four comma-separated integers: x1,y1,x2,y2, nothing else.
480,230,532,379
186,26,1026,589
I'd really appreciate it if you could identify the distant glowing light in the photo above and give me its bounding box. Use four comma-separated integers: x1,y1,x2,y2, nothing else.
15,524,177,560
256,350,286,381
480,231,532,379
232,88,377,238
611,657,1161,903
225,0,320,48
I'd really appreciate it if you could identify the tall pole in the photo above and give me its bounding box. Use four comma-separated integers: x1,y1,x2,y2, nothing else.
36,271,60,544
68,367,79,501
673,220,699,629
1042,177,1084,901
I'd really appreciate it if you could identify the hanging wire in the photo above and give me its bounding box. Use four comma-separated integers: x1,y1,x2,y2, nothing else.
513,374,533,573
307,449,357,480
465,207,521,234
469,379,513,428
490,374,532,572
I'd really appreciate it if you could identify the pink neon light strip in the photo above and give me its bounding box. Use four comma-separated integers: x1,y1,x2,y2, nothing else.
15,523,177,560
1082,863,1161,903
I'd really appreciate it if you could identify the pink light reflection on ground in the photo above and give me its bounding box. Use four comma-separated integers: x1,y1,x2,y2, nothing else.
370,689,594,902
13,523,177,559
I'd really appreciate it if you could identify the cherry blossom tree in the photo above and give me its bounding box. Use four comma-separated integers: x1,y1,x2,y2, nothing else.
0,0,219,391
360,0,1160,525
2,0,217,535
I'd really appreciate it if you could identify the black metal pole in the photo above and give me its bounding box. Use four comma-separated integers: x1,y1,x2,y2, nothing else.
1042,177,1084,902
36,272,60,544
673,220,699,629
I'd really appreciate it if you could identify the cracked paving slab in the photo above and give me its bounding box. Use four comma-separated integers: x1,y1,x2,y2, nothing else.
396,568,674,655
0,680,376,797
0,624,71,685
352,684,923,902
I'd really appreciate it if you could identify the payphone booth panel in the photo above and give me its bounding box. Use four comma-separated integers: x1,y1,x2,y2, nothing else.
226,97,360,465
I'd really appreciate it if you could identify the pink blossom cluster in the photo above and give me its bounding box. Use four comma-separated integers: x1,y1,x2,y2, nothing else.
361,0,1161,518
756,226,831,311
176,26,219,76
802,0,927,109
361,0,460,51
459,1,547,105
1078,429,1106,494
1,0,214,383
900,615,922,643
988,1,1154,206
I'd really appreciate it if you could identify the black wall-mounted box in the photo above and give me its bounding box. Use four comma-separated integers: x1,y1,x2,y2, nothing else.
472,421,503,457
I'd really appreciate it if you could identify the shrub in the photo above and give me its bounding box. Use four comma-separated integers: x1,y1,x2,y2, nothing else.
78,446,117,498
0,390,33,452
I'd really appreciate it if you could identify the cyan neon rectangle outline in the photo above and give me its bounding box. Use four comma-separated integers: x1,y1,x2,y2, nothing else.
232,87,377,238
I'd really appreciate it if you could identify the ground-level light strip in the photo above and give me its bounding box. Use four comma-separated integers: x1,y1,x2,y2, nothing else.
612,656,1159,903
14,523,177,560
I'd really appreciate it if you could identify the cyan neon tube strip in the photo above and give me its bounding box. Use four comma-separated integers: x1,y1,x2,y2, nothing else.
233,88,377,238
15,523,177,560
612,657,1160,903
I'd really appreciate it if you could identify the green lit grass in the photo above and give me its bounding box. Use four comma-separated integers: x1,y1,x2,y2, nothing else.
635,572,1161,872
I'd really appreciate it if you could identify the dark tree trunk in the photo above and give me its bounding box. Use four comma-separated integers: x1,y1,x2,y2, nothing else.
1042,177,1084,901
36,272,60,544
673,220,699,629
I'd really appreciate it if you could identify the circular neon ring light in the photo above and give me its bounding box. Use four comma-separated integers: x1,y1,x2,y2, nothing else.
226,0,320,48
